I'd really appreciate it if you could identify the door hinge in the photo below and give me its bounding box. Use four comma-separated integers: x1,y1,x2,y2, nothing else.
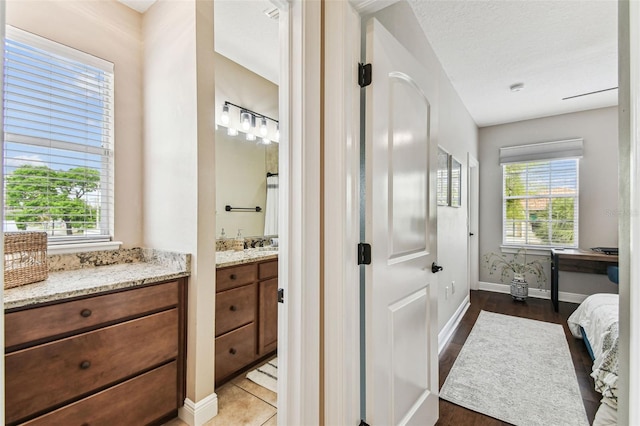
357,243,372,265
278,288,284,303
359,420,370,426
358,63,372,87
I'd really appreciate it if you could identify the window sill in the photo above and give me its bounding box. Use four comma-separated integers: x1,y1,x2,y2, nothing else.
47,241,123,255
499,245,563,256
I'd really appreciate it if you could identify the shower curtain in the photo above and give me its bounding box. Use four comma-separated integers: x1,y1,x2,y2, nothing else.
264,175,279,236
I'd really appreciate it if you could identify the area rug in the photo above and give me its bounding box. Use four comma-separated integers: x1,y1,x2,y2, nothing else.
440,311,589,426
246,357,277,393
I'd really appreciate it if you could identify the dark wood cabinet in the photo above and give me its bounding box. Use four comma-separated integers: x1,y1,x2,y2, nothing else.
258,278,278,355
215,258,277,385
4,279,187,426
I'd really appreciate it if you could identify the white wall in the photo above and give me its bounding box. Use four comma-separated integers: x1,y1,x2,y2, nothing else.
7,0,144,248
479,106,619,296
374,1,479,333
142,0,217,406
215,128,268,237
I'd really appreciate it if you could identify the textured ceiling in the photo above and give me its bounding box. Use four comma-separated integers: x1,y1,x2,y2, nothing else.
407,0,618,127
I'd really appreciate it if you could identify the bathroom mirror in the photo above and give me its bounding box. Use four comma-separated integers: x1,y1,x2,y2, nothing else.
215,126,279,238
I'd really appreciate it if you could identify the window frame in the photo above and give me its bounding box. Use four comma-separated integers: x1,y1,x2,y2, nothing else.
501,158,580,249
3,26,115,247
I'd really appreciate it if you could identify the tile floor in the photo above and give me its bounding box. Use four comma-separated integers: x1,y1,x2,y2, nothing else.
164,374,277,426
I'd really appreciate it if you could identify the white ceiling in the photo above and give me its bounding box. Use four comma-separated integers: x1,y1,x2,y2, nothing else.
406,0,618,127
118,0,617,128
214,0,279,85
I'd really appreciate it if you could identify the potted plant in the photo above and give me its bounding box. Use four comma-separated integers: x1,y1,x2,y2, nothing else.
482,249,548,301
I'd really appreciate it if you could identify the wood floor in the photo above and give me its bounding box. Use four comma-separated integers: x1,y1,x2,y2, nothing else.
437,290,601,426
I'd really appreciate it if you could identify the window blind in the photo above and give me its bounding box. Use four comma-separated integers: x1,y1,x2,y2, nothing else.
503,159,579,247
499,138,583,164
3,27,114,244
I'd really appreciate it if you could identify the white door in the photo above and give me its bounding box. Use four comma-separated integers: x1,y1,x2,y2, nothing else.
364,18,439,426
468,154,479,290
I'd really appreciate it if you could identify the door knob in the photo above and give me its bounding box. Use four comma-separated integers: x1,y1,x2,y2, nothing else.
431,262,443,273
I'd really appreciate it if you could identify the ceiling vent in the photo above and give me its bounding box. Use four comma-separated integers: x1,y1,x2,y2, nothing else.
562,87,618,100
263,7,279,20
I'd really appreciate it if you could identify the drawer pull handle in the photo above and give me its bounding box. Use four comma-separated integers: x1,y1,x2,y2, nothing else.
230,274,237,280
80,360,91,370
230,305,237,311
229,348,237,355
80,309,92,318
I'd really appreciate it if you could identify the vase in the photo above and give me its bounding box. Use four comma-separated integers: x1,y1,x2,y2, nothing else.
510,273,528,301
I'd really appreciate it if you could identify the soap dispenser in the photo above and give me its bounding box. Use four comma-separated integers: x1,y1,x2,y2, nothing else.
220,228,226,240
233,229,244,251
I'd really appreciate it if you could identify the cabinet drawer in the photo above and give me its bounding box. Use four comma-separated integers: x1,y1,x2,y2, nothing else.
23,361,177,426
258,260,278,280
216,284,257,337
6,281,179,349
258,278,278,355
215,323,256,384
216,264,256,292
6,309,178,424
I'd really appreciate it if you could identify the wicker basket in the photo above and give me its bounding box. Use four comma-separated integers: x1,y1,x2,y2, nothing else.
4,232,48,289
510,276,529,301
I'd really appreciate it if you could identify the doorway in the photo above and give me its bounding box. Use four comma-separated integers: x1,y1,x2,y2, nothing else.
467,154,479,291
213,1,282,424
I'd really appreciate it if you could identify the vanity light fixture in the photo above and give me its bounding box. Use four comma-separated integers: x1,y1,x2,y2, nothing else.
259,117,268,136
219,101,279,143
240,111,253,131
220,104,230,125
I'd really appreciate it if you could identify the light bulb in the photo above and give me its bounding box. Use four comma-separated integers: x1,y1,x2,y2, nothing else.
262,137,271,145
220,104,230,125
227,127,238,136
246,132,256,141
260,117,268,136
274,124,280,142
241,112,252,131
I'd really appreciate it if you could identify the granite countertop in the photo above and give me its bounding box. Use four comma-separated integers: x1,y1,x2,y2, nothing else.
4,248,191,310
216,248,278,268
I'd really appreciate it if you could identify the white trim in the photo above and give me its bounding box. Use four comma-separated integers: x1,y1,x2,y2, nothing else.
0,4,5,424
349,0,400,15
620,1,640,424
178,394,218,426
500,245,552,256
46,240,122,255
323,1,362,426
478,281,590,305
438,295,470,355
278,1,321,424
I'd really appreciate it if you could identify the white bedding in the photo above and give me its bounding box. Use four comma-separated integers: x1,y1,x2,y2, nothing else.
567,293,619,410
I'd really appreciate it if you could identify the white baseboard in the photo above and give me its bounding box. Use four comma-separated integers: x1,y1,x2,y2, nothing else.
478,281,589,305
438,295,470,354
179,393,218,426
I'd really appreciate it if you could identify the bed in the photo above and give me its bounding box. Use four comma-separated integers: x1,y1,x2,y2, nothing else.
567,293,619,425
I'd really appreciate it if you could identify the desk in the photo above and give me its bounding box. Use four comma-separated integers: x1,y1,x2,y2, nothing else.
550,248,618,312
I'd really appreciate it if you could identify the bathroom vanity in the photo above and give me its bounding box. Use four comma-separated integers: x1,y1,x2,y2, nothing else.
215,250,278,385
3,249,190,426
